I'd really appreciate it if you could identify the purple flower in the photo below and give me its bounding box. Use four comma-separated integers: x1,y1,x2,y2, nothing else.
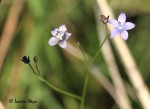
108,13,135,40
48,25,71,48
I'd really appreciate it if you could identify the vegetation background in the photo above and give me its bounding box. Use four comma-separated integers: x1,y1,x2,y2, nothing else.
0,0,150,109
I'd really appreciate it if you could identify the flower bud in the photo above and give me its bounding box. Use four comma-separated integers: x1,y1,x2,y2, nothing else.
21,56,30,64
33,56,38,63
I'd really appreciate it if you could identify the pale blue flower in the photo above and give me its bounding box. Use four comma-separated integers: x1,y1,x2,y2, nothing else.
48,25,71,48
108,13,135,40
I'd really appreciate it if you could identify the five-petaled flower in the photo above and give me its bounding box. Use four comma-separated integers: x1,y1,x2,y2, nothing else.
108,13,135,40
48,25,72,48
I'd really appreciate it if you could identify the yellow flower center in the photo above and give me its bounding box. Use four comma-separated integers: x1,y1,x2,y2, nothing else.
57,33,63,40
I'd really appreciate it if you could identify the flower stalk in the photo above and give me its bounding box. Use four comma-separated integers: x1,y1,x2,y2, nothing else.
21,56,81,100
80,34,110,109
37,76,82,100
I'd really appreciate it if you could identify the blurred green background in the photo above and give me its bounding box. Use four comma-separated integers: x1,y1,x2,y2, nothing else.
0,0,150,109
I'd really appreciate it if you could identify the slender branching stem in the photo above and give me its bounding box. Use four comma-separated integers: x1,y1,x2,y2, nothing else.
80,34,110,109
37,76,82,100
28,63,37,75
28,61,81,100
35,62,40,75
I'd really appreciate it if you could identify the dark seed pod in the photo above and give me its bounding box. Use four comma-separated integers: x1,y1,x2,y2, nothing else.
21,56,30,64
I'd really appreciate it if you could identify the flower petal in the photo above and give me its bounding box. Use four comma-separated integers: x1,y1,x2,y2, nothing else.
124,22,135,30
59,41,67,48
65,32,72,39
48,37,59,46
51,28,58,36
118,13,126,24
108,19,119,27
59,25,67,32
121,30,128,40
110,28,120,38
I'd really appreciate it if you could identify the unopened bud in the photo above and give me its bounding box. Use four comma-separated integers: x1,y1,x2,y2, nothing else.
33,56,38,63
21,56,30,64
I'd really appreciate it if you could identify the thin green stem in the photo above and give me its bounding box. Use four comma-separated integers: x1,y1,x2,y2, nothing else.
35,62,40,75
80,34,110,109
28,62,81,100
28,63,37,75
89,34,110,66
37,76,82,100
80,68,90,109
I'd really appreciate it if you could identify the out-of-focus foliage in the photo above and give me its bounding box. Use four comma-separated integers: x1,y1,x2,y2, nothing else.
0,0,150,109
109,0,150,13
128,14,150,79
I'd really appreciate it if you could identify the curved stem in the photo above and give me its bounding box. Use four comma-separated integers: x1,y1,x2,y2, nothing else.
80,34,110,109
37,76,82,100
35,62,40,75
28,63,37,75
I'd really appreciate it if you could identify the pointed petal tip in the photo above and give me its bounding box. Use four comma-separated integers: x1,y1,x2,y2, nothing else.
121,12,125,15
59,24,67,32
48,37,59,46
59,41,67,48
121,30,128,40
118,13,126,24
108,19,119,27
124,22,136,30
66,32,72,37
51,28,58,36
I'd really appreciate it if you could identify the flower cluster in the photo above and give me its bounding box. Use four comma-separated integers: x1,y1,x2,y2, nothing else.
48,25,71,48
48,13,135,49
